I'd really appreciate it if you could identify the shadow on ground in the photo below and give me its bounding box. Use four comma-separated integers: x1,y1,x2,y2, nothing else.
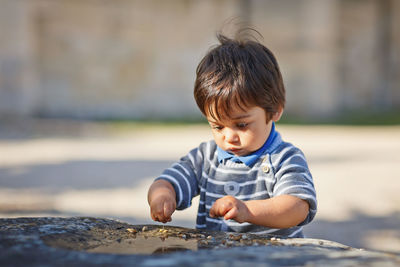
304,211,400,252
0,160,173,190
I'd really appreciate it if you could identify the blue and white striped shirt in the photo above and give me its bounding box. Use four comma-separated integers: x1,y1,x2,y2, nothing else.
156,130,317,237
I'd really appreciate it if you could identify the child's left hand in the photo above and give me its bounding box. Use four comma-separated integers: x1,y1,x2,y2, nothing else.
209,195,250,223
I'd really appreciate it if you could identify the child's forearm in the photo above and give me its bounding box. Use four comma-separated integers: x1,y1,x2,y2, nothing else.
245,195,309,229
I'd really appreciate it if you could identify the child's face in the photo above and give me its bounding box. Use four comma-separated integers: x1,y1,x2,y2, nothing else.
206,106,273,157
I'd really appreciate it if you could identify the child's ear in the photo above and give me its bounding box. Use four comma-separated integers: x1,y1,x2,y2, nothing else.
271,107,283,122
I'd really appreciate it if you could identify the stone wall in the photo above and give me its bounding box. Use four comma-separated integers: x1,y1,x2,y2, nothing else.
0,0,399,119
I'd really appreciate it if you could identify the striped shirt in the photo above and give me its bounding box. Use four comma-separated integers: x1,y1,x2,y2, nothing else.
155,130,317,237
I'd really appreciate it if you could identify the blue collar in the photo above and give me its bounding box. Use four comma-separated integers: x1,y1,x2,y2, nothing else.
217,122,277,167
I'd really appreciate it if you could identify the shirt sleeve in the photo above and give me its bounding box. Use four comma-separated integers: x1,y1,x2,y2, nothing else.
271,144,317,226
155,143,206,210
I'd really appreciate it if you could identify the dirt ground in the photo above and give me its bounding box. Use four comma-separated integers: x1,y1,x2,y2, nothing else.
0,119,399,253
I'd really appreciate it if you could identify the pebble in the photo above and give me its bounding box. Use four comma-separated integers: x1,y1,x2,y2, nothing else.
240,239,252,245
199,240,208,246
126,228,137,234
179,234,187,239
228,234,242,241
226,241,234,247
142,226,148,232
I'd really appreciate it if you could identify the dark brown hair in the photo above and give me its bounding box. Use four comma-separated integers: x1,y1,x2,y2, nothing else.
194,29,285,121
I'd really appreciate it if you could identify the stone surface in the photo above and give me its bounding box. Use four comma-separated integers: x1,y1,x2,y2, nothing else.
1,217,399,266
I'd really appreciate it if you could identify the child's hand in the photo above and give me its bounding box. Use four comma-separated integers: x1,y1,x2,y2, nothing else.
149,194,176,223
148,179,177,223
209,196,250,223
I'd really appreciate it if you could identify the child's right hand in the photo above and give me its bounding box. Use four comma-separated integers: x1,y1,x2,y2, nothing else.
147,179,177,223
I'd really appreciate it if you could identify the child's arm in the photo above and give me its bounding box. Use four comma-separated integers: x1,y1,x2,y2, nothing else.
147,179,177,223
209,195,309,229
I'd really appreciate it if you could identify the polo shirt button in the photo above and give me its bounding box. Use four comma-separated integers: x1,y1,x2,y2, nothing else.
263,165,270,173
224,181,240,196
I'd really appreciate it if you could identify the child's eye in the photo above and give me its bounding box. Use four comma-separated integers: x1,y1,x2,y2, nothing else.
212,125,224,130
237,123,248,129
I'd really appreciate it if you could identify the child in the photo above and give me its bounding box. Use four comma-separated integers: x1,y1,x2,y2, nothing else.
147,29,317,237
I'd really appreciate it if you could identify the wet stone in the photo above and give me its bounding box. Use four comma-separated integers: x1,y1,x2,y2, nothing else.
0,217,399,266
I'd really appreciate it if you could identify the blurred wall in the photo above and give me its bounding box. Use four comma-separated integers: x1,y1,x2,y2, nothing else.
0,0,399,120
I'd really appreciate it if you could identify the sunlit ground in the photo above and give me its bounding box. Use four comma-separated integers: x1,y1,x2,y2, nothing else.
0,119,399,253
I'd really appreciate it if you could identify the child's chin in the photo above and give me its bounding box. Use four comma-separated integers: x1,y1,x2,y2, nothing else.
230,150,247,157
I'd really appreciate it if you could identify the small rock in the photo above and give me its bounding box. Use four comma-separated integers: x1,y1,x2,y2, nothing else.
126,228,137,234
226,241,234,247
179,234,187,239
228,234,242,241
199,240,208,246
159,229,168,234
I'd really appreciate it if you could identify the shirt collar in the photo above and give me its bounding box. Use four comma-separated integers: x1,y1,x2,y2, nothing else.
217,122,277,167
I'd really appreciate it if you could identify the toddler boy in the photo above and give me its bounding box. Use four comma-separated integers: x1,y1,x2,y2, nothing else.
147,30,317,237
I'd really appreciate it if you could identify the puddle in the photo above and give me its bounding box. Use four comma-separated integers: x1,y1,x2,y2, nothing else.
87,235,198,255
41,224,275,256
41,225,209,255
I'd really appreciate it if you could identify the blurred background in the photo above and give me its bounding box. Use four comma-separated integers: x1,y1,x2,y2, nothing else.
0,0,399,254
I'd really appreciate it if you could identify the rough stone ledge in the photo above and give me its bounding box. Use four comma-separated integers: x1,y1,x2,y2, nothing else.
1,217,399,266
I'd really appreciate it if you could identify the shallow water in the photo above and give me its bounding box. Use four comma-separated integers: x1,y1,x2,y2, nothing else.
86,235,198,255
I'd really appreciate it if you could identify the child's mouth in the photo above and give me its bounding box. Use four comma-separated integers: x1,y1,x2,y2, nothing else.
228,148,244,155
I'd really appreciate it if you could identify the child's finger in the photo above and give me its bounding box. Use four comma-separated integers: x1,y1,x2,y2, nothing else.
151,201,166,222
209,202,221,218
224,206,238,220
150,212,157,221
163,201,175,221
151,209,161,222
210,199,231,218
209,206,216,218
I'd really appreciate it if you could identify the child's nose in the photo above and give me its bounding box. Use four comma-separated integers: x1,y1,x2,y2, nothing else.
224,128,239,143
